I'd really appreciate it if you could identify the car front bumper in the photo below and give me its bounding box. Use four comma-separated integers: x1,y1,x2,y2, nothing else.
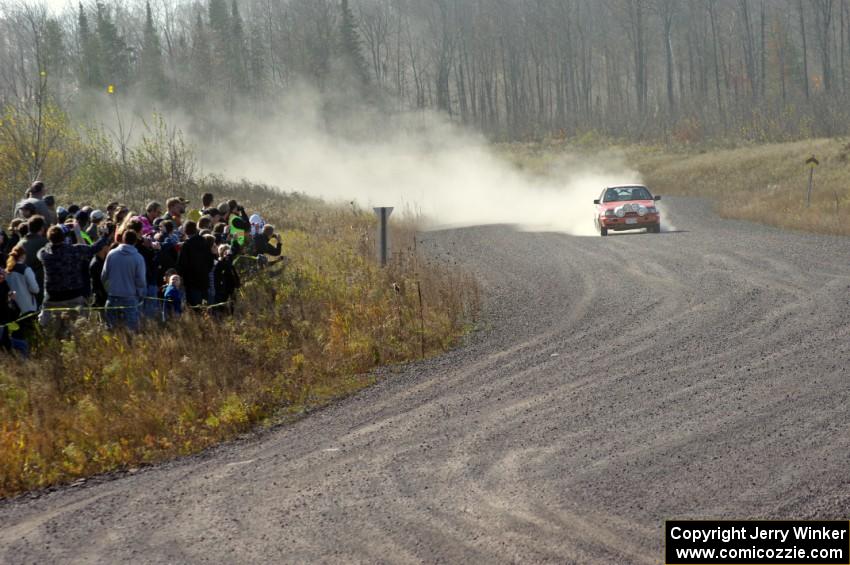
599,214,660,230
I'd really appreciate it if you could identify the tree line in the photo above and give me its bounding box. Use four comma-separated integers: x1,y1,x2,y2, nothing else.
1,0,850,144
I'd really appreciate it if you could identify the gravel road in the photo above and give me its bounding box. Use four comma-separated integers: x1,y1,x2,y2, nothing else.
2,197,850,564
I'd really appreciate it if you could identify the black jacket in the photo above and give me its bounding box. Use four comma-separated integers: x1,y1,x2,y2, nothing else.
89,255,108,307
252,233,282,257
177,235,214,290
213,257,240,301
0,281,19,350
135,242,159,286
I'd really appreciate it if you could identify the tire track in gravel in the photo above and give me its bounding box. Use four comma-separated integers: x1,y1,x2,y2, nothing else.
2,197,850,564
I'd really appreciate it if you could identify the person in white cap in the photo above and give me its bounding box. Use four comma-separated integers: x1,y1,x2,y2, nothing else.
249,213,264,237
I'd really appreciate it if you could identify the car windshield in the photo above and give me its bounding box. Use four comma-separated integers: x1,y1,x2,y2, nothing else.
603,187,652,202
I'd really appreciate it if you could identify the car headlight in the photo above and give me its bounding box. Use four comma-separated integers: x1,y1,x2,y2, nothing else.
637,206,648,217
615,206,626,218
646,207,658,214
603,209,615,217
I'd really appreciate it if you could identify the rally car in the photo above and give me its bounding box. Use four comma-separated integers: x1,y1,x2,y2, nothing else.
594,185,661,236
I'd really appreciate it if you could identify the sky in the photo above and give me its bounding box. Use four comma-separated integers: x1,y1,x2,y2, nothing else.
38,0,71,15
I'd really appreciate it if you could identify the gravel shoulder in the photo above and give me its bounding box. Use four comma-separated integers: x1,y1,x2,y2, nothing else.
2,197,850,564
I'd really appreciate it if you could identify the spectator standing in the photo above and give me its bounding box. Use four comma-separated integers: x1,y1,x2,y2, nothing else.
5,247,39,315
205,234,217,302
135,232,160,318
213,244,240,309
17,202,37,220
227,201,250,247
177,221,214,308
101,230,146,332
249,214,264,236
5,246,39,345
163,274,183,318
20,216,48,305
253,224,283,257
75,210,93,245
14,182,53,224
4,220,23,254
138,201,162,236
37,223,108,327
86,210,105,241
157,220,179,282
201,193,215,215
0,268,22,353
89,245,109,308
162,197,188,227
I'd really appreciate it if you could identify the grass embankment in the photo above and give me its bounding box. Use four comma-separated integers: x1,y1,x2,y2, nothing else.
0,185,479,498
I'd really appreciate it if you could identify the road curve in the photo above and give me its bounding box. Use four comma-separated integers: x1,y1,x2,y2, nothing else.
2,197,850,564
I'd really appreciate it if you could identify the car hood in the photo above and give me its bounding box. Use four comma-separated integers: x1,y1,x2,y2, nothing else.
598,199,656,211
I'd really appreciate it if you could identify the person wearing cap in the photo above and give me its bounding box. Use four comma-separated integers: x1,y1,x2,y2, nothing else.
216,202,230,221
15,182,53,225
207,207,223,225
87,210,105,241
17,202,37,219
249,214,264,236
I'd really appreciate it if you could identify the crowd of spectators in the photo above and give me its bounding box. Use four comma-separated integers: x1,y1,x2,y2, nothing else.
0,182,283,355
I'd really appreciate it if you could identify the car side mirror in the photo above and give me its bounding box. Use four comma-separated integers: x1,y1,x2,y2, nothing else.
593,199,601,205
654,195,662,201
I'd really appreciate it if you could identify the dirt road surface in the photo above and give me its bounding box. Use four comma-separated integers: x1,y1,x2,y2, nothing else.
2,198,850,564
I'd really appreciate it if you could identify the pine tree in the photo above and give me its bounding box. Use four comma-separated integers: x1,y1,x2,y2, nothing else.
95,2,130,89
190,12,213,94
207,0,231,94
208,0,229,36
338,0,370,85
248,27,266,94
77,3,102,88
44,18,66,80
139,1,167,99
229,0,248,91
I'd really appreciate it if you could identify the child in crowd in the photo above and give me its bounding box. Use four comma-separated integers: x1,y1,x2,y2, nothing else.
163,273,183,319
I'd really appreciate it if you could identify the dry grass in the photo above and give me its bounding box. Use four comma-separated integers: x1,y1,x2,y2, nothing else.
0,185,479,498
627,138,850,235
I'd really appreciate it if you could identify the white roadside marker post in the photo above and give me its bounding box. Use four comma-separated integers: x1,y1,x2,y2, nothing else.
374,207,394,267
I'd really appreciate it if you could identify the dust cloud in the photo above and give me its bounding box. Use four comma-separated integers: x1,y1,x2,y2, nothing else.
193,92,642,236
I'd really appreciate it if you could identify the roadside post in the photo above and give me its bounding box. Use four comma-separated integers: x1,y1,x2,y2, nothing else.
373,207,394,267
805,154,819,207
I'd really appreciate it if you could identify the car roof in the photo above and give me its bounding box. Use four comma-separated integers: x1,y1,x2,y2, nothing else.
607,184,648,190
